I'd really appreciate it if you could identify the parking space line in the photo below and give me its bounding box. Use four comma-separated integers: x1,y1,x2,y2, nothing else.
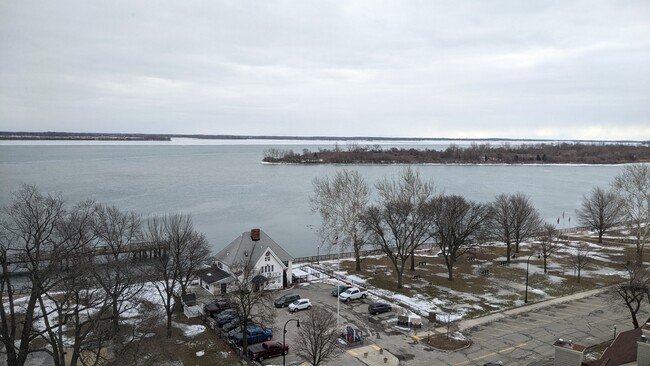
452,343,527,366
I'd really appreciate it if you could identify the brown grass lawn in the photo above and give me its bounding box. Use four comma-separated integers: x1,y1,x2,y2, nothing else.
126,314,242,366
330,233,648,319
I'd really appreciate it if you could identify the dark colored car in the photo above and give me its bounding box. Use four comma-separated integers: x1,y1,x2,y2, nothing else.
216,311,239,327
232,326,273,346
274,293,300,308
203,297,231,317
368,302,392,315
222,317,241,332
331,285,351,296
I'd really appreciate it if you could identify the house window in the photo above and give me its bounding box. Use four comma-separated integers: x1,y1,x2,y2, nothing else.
217,262,223,269
265,256,270,262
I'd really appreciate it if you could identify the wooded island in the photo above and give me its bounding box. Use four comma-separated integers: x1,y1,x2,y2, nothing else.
263,142,650,165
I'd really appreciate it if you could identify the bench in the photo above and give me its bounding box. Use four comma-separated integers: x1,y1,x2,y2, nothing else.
467,256,476,261
481,269,490,276
500,261,509,266
412,275,421,280
418,261,427,266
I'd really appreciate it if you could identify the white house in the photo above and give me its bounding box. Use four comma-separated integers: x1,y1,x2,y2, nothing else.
214,228,294,290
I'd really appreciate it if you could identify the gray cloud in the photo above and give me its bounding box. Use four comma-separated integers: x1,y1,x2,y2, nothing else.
1,0,648,139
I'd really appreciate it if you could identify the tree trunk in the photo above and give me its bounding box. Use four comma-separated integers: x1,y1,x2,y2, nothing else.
506,242,512,263
577,268,581,283
112,294,119,332
598,230,603,243
354,242,362,272
166,311,173,338
515,241,520,253
396,269,404,289
447,263,454,281
543,257,548,273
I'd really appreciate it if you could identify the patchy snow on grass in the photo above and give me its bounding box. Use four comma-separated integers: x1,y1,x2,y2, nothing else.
195,350,205,357
346,275,367,284
173,321,206,337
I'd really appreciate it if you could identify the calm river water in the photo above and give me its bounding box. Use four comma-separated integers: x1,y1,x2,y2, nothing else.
0,139,625,257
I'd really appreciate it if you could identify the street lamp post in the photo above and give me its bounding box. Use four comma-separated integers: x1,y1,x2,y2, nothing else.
283,318,300,366
525,253,539,304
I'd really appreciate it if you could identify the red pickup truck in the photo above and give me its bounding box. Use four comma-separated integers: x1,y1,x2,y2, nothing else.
247,340,289,362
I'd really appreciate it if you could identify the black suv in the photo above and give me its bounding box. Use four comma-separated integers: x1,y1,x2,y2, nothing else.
274,293,300,308
368,302,392,315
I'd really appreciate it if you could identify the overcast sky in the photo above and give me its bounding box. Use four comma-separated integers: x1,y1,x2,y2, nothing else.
1,1,649,140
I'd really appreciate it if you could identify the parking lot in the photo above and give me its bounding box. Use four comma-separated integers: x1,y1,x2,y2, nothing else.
268,281,403,365
263,281,647,366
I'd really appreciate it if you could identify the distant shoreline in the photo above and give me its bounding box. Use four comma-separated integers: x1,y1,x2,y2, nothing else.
1,131,648,144
262,142,650,165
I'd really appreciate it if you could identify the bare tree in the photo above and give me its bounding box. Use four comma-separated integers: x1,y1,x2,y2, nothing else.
295,306,339,366
537,223,562,273
145,213,209,338
570,242,593,283
311,169,370,271
430,195,488,281
488,193,515,262
228,260,276,356
612,164,650,264
576,186,623,243
93,204,144,332
488,193,542,262
0,184,68,366
177,231,210,296
510,193,542,254
361,167,436,288
615,261,650,328
35,199,112,366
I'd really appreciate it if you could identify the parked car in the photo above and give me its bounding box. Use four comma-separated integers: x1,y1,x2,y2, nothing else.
203,297,231,317
288,299,312,312
247,340,289,362
274,293,300,308
232,326,273,346
331,285,351,296
368,302,392,315
216,311,239,327
338,287,368,302
222,317,241,332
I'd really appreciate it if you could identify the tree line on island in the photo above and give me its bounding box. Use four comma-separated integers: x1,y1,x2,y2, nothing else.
265,141,650,164
310,164,650,327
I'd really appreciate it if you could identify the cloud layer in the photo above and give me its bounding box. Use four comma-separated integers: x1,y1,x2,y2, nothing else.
1,1,649,140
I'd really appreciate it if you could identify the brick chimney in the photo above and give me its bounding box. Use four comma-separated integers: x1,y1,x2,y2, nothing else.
639,322,650,366
553,338,585,366
251,228,261,241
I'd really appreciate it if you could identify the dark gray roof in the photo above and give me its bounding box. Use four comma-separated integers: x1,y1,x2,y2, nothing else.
195,265,231,284
215,229,294,267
